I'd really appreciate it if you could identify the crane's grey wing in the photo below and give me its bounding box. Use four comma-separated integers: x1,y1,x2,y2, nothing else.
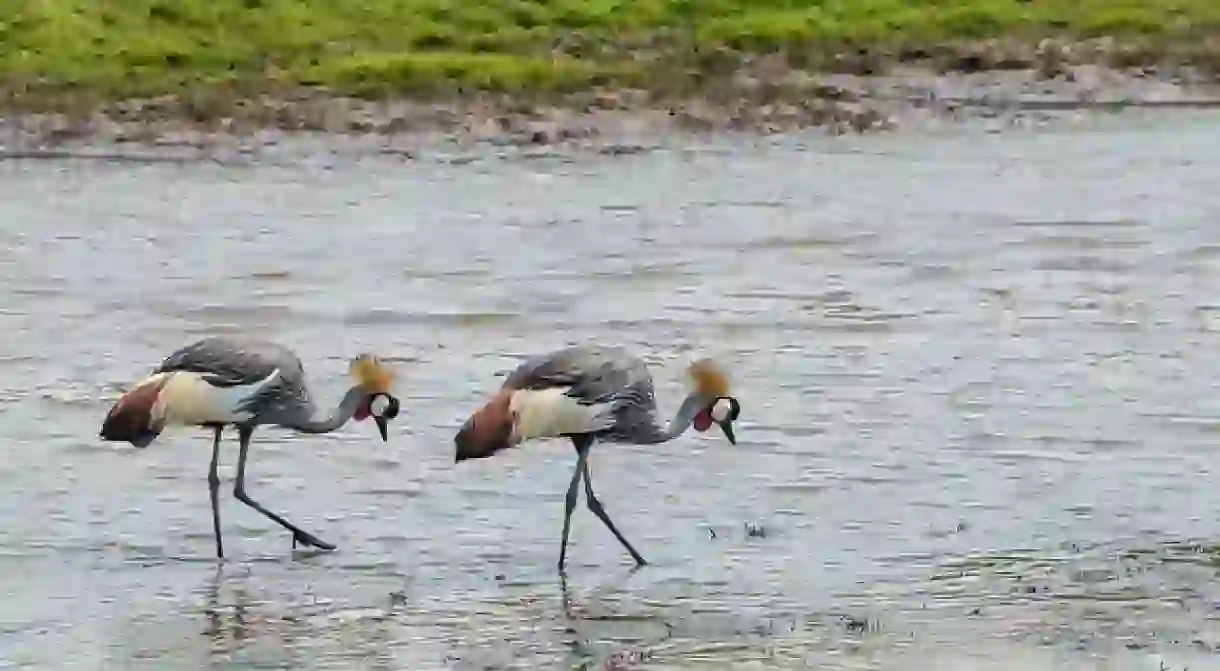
155,337,312,415
503,345,655,409
156,337,296,382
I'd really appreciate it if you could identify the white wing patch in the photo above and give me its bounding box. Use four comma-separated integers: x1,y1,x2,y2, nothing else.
153,368,282,427
509,387,615,443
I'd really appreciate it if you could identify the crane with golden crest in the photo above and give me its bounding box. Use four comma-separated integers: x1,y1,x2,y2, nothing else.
99,336,402,558
454,345,741,571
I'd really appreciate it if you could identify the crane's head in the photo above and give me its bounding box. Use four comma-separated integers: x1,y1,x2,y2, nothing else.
350,354,401,441
688,359,741,445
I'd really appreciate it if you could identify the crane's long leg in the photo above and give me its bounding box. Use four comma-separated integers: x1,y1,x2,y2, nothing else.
207,424,224,559
232,425,337,552
558,445,586,572
577,436,647,567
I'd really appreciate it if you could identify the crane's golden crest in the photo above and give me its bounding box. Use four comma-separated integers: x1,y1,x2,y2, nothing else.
349,354,395,394
688,359,729,397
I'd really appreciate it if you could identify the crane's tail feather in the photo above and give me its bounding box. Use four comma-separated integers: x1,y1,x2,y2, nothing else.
99,374,170,448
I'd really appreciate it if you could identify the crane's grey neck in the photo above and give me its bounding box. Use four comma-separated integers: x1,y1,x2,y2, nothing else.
281,386,365,434
637,393,706,444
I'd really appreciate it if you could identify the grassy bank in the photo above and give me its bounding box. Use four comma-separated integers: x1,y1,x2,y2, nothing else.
4,0,1220,110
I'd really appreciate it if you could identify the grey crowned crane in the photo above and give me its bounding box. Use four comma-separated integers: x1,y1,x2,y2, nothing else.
99,336,402,558
454,345,741,571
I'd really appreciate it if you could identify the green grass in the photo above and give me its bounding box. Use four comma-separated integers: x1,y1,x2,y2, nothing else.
3,0,1220,104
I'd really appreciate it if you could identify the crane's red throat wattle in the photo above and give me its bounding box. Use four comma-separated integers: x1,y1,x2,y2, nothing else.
693,408,713,432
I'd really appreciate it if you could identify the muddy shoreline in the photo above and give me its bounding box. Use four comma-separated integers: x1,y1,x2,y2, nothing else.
5,41,1220,155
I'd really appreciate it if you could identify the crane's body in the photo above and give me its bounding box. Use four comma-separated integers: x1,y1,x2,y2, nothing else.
128,367,282,429
454,344,741,571
99,336,401,558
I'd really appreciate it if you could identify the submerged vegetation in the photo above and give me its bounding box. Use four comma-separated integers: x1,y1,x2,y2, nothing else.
3,0,1220,106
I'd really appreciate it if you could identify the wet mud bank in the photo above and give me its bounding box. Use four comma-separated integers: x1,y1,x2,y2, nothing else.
5,38,1220,157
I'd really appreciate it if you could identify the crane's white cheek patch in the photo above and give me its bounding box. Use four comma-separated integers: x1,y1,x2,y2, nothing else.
710,398,732,423
370,395,390,417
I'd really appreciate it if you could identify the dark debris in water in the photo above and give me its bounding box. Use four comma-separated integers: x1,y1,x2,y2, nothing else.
702,523,770,541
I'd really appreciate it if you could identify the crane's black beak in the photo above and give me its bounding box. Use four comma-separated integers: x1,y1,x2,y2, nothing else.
375,416,389,442
719,420,736,445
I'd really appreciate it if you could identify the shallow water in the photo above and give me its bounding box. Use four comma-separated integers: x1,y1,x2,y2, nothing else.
5,112,1220,669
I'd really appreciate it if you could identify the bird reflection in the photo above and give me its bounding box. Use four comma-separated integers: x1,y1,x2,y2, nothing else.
557,566,671,669
195,563,396,668
201,564,252,652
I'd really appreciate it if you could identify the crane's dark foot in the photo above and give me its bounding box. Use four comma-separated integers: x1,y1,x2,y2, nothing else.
291,529,337,551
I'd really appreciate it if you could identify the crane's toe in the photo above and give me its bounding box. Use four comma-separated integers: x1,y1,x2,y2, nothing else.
291,530,337,551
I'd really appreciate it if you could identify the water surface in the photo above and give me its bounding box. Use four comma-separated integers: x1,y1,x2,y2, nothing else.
4,113,1220,669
